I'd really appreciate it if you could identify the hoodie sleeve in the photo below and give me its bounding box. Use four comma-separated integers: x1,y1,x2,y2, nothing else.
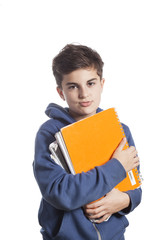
118,124,142,215
33,120,126,211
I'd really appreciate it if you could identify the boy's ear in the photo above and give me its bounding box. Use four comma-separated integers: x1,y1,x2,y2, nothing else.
101,78,105,91
57,87,65,101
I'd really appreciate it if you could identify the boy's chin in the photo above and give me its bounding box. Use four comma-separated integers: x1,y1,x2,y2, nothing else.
69,105,98,120
78,109,97,119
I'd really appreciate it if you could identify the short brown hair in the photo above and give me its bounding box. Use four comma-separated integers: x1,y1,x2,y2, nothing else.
52,44,104,87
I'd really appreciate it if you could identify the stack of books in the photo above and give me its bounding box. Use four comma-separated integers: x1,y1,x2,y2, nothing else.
49,108,141,192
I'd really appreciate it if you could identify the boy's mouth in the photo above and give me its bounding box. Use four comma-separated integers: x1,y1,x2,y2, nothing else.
79,101,92,107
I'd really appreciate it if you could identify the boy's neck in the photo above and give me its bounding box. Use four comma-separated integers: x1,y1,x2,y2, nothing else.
68,109,97,121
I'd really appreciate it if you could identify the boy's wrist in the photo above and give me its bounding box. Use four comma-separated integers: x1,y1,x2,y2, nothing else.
119,192,131,213
122,192,130,208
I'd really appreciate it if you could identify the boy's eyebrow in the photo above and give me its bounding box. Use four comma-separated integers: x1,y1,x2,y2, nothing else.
65,82,78,86
65,78,98,86
87,78,98,82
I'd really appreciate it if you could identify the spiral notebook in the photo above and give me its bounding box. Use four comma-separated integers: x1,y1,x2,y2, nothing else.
50,108,142,192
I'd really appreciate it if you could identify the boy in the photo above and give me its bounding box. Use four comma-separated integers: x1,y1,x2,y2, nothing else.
33,44,141,240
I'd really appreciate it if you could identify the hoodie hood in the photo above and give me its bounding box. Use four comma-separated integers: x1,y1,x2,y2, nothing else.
45,103,102,124
45,103,75,124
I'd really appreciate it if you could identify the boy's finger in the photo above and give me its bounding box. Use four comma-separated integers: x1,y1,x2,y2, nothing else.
117,137,127,152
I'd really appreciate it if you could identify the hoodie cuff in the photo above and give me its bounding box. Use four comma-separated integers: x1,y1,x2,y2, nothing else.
98,158,127,190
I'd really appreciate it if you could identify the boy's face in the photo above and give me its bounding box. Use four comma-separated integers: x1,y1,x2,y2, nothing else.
57,68,105,121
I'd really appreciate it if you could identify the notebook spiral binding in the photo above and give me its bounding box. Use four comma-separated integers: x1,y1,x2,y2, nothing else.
114,109,143,186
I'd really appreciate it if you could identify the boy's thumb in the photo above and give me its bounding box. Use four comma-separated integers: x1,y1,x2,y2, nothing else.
117,137,127,152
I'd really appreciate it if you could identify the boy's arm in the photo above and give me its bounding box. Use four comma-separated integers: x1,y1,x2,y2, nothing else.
118,123,142,215
84,187,142,223
84,124,142,222
33,122,126,212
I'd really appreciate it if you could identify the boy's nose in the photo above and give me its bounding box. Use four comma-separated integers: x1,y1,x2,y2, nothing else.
78,86,89,99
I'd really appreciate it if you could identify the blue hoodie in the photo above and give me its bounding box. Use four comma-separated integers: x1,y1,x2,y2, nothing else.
33,103,142,240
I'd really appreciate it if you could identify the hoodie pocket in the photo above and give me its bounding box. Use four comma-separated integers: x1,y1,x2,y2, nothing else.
96,214,129,240
38,200,65,238
120,215,129,228
52,212,69,239
54,208,98,240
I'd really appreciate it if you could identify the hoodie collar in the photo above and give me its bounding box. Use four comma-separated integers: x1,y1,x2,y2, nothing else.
45,103,103,124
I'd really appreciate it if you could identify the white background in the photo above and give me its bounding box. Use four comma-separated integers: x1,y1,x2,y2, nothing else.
0,0,160,239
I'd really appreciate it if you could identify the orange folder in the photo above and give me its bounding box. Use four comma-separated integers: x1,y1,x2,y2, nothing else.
59,108,141,192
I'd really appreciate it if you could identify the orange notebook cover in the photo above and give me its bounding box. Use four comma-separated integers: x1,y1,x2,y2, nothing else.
59,108,141,191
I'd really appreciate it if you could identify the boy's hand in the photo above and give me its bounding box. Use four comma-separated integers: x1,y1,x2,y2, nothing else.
84,188,130,223
112,138,139,172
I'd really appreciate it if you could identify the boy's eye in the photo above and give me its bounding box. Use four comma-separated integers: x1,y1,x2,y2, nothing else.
68,85,77,89
88,81,95,86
